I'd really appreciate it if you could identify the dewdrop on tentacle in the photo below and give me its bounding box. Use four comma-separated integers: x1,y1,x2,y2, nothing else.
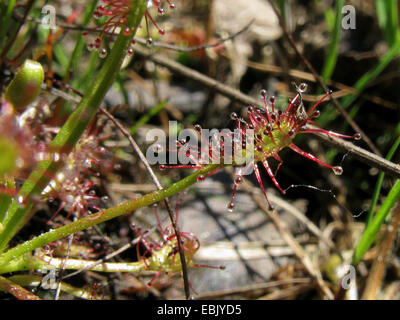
333,166,343,175
143,1,176,42
99,48,108,59
83,0,133,56
42,118,115,223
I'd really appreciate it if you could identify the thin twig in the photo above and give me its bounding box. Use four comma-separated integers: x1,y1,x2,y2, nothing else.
240,58,398,109
135,20,253,52
133,44,262,106
267,192,335,248
258,283,315,300
13,12,253,54
311,130,400,178
184,278,312,300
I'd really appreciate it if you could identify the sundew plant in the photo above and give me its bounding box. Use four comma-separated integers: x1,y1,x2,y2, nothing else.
0,0,399,300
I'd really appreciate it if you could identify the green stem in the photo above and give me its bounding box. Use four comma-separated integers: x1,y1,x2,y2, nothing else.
0,0,147,252
0,164,220,266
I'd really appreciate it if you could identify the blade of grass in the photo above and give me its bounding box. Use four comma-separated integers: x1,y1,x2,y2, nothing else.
53,43,70,71
342,39,400,109
77,51,100,94
63,1,97,81
0,0,17,48
320,37,400,162
130,101,167,135
116,73,131,106
366,135,400,227
321,0,344,82
0,0,37,66
353,178,400,265
276,0,288,27
56,3,103,122
318,37,400,128
361,199,400,299
376,0,400,47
